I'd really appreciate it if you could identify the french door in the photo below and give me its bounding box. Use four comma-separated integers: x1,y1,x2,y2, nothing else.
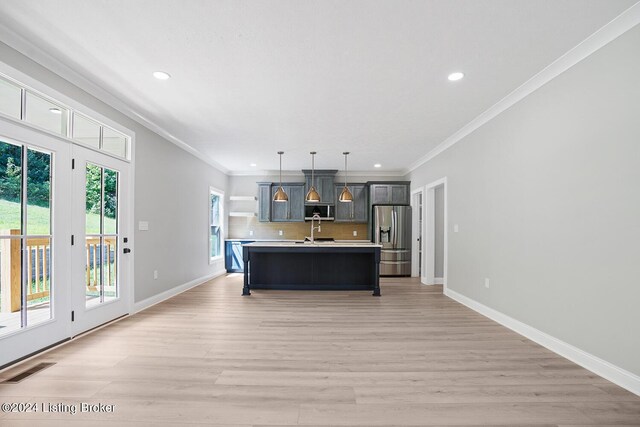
71,145,130,336
0,124,71,367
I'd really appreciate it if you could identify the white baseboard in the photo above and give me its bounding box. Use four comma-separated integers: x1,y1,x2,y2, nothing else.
444,287,640,397
133,270,226,313
433,277,443,285
420,277,443,285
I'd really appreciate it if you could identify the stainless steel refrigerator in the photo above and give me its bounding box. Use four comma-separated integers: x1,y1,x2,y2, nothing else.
372,205,411,276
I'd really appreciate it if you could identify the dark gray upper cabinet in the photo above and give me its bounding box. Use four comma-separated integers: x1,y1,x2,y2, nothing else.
303,170,337,204
369,182,410,205
271,183,305,222
257,183,271,222
390,185,408,204
334,183,368,223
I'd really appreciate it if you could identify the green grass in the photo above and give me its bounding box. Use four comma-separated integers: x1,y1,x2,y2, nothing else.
0,199,115,234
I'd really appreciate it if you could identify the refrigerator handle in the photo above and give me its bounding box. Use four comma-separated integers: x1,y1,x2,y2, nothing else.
391,209,396,247
394,209,399,247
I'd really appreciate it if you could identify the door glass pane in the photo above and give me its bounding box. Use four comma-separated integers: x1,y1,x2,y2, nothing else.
85,164,102,235
84,164,120,308
26,149,52,235
0,141,22,235
26,237,52,326
102,127,127,158
25,91,68,136
73,113,101,149
103,168,118,303
0,77,22,119
103,238,117,302
104,169,118,234
85,236,102,308
0,237,23,336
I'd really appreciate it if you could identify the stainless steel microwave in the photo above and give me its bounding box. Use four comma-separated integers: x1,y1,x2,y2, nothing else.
304,204,334,221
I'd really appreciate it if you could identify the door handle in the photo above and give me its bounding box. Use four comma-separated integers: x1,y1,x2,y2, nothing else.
123,248,131,254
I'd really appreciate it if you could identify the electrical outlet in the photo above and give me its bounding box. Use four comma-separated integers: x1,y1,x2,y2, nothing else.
484,278,490,289
353,230,358,237
154,270,158,280
454,224,459,233
249,230,254,236
278,230,283,236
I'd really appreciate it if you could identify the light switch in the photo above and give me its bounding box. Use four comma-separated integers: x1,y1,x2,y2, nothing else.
453,224,459,233
278,230,283,236
139,221,149,231
353,230,358,237
249,230,254,236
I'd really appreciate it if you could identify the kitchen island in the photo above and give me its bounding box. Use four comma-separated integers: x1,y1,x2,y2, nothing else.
242,242,382,296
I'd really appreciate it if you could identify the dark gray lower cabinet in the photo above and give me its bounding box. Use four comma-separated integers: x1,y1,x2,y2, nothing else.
335,183,368,222
225,240,254,272
271,183,305,222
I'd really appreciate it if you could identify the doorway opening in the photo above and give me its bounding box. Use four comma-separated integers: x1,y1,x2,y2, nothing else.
423,178,447,290
410,188,424,277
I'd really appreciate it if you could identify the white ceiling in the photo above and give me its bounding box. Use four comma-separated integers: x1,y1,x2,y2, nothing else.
0,0,636,174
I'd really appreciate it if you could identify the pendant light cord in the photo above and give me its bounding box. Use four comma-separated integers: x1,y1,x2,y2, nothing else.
344,152,349,187
279,152,283,187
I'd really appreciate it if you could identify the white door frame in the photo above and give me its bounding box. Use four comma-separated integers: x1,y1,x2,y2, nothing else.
410,187,424,278
423,177,448,291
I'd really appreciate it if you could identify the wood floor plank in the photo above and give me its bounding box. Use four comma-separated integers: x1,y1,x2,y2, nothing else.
297,402,594,425
0,275,637,426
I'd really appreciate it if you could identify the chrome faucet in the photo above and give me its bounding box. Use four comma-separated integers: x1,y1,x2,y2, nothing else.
310,213,321,243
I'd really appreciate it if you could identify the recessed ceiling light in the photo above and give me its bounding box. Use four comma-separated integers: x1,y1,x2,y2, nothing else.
448,72,464,81
49,107,61,114
250,163,257,167
153,71,171,80
374,163,382,168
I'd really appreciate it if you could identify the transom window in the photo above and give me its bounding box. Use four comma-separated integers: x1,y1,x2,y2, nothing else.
0,73,130,160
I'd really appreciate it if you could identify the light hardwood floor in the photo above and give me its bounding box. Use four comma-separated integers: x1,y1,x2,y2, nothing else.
0,275,639,426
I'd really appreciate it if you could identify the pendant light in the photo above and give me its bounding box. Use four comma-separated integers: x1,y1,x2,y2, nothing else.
273,151,288,202
339,152,353,202
305,151,321,202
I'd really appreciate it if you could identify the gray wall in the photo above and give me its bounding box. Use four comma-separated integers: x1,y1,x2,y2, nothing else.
434,184,444,278
0,41,228,304
407,25,640,376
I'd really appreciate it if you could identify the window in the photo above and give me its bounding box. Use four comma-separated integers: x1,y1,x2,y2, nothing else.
24,91,68,136
73,113,101,149
102,126,128,158
0,72,131,160
209,188,224,261
0,77,21,119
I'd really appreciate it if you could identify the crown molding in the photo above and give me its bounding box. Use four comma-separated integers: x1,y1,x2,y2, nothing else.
405,2,640,174
0,23,229,174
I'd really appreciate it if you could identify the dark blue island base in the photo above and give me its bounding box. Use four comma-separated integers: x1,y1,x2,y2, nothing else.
242,243,381,296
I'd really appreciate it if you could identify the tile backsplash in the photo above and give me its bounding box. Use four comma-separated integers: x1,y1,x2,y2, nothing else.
228,216,369,240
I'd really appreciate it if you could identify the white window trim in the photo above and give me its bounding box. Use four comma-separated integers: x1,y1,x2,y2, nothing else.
209,186,224,263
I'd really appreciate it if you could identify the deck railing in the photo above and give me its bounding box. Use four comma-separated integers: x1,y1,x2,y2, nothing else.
1,230,115,313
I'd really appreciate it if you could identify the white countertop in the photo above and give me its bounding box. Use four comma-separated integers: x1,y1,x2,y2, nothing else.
245,241,381,248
